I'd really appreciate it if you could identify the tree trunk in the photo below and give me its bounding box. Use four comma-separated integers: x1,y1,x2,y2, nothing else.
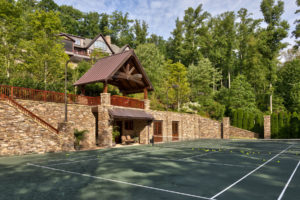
44,61,47,91
228,71,231,89
270,83,273,114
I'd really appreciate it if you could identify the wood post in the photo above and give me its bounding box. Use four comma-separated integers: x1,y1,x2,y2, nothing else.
144,88,148,99
103,82,108,93
10,86,13,98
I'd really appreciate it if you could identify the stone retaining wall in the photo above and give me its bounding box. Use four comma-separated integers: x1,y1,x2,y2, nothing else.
229,126,259,139
0,101,73,156
16,100,96,149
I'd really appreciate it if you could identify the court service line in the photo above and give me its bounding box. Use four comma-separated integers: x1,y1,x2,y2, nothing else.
27,163,214,200
179,151,218,160
277,160,300,200
210,145,294,199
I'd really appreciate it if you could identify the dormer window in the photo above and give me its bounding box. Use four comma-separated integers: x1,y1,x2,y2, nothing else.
74,38,81,45
94,40,107,51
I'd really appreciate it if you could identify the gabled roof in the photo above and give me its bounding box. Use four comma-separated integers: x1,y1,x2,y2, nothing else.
84,33,115,54
59,33,75,42
73,49,153,93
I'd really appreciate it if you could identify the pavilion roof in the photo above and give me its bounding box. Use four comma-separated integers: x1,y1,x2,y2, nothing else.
73,49,153,94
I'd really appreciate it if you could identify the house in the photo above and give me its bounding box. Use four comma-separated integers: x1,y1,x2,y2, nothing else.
59,33,131,63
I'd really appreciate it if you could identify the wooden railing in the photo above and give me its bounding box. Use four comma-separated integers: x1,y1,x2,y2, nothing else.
0,94,59,134
111,95,145,109
0,85,100,106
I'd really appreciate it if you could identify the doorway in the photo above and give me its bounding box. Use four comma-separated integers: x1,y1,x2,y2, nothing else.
172,121,179,141
153,121,163,142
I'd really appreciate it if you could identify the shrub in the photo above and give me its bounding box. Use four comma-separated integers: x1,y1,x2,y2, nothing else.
237,109,243,128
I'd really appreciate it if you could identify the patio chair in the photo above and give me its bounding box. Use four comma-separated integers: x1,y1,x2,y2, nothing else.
126,135,135,143
121,135,133,145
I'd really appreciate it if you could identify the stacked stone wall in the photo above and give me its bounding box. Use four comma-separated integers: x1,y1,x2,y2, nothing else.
16,100,96,148
0,101,73,156
229,126,259,139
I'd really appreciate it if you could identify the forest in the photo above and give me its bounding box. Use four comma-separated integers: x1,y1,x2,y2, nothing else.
0,0,300,137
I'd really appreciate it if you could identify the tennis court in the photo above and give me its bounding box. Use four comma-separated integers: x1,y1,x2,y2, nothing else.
0,138,299,200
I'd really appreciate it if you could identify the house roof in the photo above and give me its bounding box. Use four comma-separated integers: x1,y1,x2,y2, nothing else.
73,49,153,94
60,32,115,54
109,108,154,120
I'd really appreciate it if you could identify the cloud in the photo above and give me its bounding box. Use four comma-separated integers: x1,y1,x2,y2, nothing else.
56,0,298,46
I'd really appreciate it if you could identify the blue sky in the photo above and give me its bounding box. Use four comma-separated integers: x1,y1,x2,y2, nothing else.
55,0,298,46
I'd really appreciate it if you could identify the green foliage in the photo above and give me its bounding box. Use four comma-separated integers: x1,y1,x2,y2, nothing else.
243,112,248,130
231,109,238,127
74,129,88,147
187,58,221,102
237,109,244,128
112,126,120,142
271,113,279,138
227,75,256,111
248,113,255,131
165,61,191,110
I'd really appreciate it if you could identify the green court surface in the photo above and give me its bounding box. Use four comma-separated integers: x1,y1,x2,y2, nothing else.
0,139,300,200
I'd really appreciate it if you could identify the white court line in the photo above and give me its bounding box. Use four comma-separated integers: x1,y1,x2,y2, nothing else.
27,163,214,200
179,151,218,160
210,145,293,199
277,160,300,200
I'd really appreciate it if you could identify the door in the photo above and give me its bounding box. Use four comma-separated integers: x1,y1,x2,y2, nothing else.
172,121,179,141
153,121,163,142
115,121,123,144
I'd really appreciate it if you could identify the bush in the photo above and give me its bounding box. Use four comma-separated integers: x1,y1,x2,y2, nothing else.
248,113,255,131
243,112,248,130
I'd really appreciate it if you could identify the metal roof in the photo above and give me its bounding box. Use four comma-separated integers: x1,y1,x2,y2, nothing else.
73,49,154,93
73,50,132,86
109,108,154,120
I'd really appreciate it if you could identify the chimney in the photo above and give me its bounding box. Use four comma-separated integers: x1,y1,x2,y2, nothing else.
105,35,111,45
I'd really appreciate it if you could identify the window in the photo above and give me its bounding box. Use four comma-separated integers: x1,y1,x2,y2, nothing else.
74,38,81,45
94,40,107,51
125,120,133,130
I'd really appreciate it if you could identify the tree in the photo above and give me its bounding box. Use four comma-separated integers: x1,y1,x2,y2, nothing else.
19,10,68,90
133,20,148,47
293,0,300,48
187,58,221,102
79,12,100,38
58,5,83,36
0,0,23,79
227,75,256,111
180,4,210,66
167,18,184,62
99,13,112,36
37,0,58,12
277,59,300,111
109,11,134,47
165,61,191,110
260,0,289,113
135,43,167,99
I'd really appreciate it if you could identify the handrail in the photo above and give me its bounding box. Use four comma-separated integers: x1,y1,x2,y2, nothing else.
111,95,144,109
0,85,100,106
0,94,59,134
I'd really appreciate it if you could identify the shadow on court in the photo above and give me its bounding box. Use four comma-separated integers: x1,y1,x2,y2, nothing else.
0,140,299,200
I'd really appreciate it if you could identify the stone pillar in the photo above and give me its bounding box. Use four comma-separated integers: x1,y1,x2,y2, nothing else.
264,115,271,139
97,106,112,147
101,93,111,106
222,117,230,139
57,122,75,151
144,99,150,110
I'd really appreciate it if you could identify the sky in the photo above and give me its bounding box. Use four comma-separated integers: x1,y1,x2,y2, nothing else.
55,0,298,47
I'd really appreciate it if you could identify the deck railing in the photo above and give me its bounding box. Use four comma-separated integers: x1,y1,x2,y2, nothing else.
0,85,100,106
111,95,144,109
